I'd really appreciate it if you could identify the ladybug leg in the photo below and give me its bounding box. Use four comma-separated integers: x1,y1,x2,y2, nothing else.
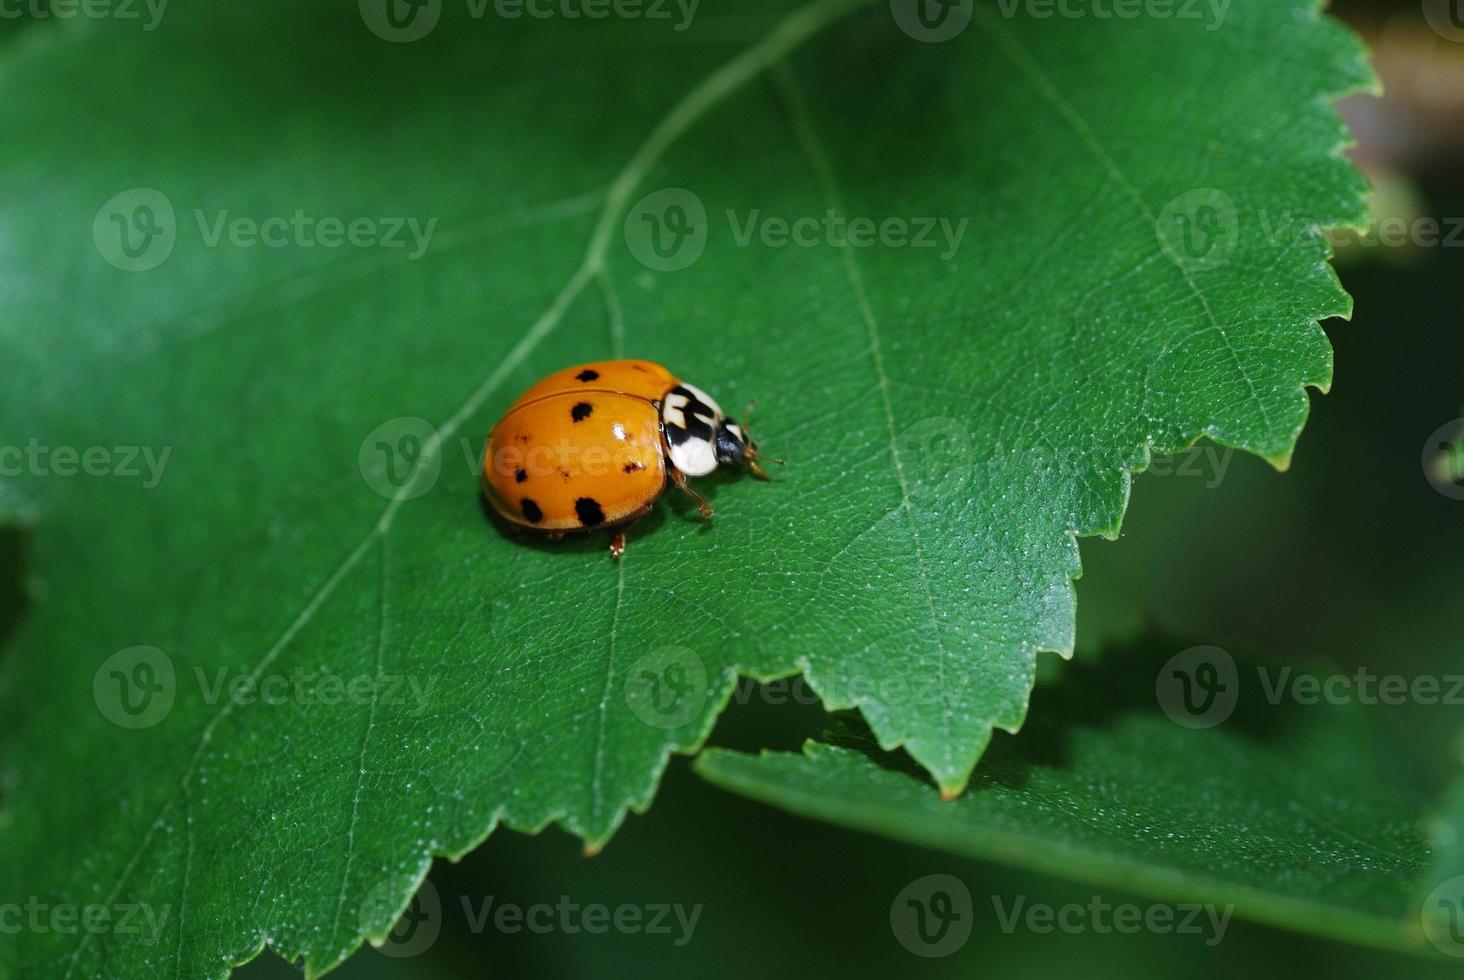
669,468,714,521
610,513,648,560
610,500,660,559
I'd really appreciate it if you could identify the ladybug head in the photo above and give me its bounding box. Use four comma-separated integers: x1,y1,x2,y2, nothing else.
714,418,750,466
715,411,780,480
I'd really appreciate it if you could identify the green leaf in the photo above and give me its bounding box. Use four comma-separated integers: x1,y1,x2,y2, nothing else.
0,480,35,528
0,482,34,661
1421,740,1464,959
0,0,1371,975
696,639,1441,956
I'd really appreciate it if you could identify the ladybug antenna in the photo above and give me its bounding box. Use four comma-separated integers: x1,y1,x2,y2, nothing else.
740,401,783,481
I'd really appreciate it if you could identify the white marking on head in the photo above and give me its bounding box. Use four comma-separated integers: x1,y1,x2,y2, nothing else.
669,436,718,477
677,381,723,419
663,393,689,430
661,380,725,477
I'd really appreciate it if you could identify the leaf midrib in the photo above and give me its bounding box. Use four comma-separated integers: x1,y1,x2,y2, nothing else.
53,1,878,974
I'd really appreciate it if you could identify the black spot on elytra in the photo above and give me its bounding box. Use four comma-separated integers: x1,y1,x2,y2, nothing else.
623,461,645,473
571,402,593,422
520,498,543,523
514,468,527,483
575,497,605,527
576,369,599,382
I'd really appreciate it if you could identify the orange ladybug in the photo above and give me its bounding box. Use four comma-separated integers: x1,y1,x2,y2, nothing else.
481,359,773,558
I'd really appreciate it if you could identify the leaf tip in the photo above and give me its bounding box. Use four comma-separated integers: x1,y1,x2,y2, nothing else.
936,770,972,801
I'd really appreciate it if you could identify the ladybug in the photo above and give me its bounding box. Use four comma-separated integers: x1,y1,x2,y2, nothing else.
481,359,774,558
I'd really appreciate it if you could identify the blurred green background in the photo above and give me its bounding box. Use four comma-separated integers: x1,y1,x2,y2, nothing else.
6,0,1464,975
